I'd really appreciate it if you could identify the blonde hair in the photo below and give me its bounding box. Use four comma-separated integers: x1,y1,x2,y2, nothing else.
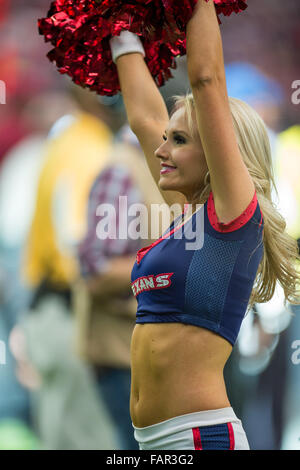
172,93,300,309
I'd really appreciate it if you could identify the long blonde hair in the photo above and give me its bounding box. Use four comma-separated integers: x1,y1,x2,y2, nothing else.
172,93,300,308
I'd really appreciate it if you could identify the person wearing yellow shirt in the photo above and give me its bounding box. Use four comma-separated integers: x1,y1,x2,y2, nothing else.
23,110,113,295
13,100,120,450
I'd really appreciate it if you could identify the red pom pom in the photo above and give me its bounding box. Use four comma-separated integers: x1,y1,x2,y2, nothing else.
38,0,247,96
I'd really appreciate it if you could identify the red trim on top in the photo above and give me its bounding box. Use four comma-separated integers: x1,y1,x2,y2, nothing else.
192,427,202,450
227,423,235,450
207,191,258,233
136,213,186,264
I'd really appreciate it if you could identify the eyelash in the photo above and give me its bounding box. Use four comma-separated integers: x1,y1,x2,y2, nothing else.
163,134,186,144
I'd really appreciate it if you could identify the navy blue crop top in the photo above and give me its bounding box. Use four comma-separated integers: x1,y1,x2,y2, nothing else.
131,191,264,346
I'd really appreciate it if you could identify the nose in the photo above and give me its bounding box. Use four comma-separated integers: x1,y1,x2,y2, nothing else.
154,140,169,160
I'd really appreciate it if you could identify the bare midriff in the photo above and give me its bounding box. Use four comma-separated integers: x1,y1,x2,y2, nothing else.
130,322,232,428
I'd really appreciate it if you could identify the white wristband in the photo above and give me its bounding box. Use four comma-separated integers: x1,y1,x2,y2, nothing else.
109,30,145,63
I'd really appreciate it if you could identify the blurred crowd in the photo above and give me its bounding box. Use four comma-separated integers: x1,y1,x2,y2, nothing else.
0,0,299,450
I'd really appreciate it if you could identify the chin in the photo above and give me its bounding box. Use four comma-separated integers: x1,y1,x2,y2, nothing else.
158,179,179,192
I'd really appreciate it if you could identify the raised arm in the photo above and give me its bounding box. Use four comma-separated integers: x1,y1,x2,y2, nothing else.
186,0,255,223
111,36,185,208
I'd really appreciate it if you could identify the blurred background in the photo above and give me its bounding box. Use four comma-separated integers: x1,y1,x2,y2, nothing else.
0,0,299,450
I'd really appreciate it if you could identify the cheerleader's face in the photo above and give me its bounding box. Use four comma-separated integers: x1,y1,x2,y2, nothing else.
155,107,208,203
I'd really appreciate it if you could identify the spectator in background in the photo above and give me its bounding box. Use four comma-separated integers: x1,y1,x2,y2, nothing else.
75,124,175,449
23,103,113,292
0,92,78,249
9,87,122,449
